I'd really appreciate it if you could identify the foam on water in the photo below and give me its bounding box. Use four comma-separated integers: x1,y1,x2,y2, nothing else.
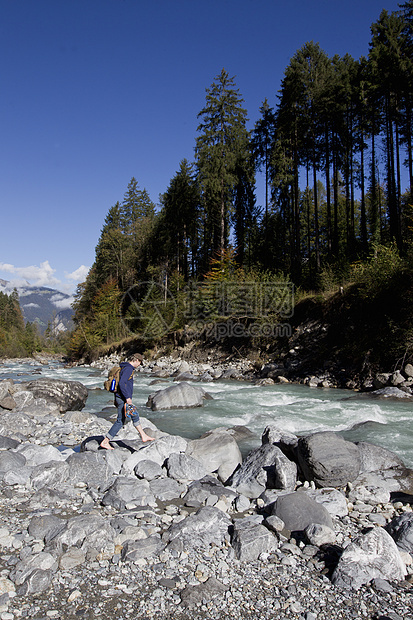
2,359,413,466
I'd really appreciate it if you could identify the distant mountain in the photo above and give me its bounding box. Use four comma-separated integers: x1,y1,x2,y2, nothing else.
0,280,74,334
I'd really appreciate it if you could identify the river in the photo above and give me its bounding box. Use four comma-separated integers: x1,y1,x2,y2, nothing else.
1,358,413,467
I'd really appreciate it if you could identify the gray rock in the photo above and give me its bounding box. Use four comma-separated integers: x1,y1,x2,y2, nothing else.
29,460,70,491
234,494,250,512
3,466,32,486
348,477,392,505
11,552,58,586
297,431,361,487
122,435,188,473
369,387,413,399
165,506,231,549
350,468,413,500
0,450,26,474
20,400,60,417
166,452,208,481
0,395,16,410
149,477,186,501
180,576,228,609
186,429,242,483
146,382,210,410
49,514,115,553
173,371,198,382
404,363,413,377
272,491,334,532
121,535,165,562
374,373,391,388
59,548,86,570
357,441,405,472
304,523,336,546
261,424,299,450
16,569,54,596
306,487,348,518
13,443,65,466
64,410,96,423
134,459,164,480
0,411,36,436
264,515,285,533
0,435,20,450
385,512,413,554
182,475,237,508
391,370,405,385
232,520,278,561
12,390,34,409
332,527,406,590
28,515,67,543
101,476,155,509
228,443,296,498
65,451,113,490
24,378,88,412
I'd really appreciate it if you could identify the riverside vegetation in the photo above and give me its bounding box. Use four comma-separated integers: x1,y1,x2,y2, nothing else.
0,360,412,619
68,2,413,367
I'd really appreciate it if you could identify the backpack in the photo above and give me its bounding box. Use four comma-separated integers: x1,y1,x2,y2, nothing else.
104,365,121,392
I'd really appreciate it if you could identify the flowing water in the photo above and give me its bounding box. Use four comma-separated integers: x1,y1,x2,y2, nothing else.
2,358,413,467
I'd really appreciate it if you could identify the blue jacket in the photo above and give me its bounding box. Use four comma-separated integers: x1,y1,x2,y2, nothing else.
117,362,135,400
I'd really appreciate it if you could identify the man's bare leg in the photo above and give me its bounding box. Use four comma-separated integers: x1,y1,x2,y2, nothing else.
100,436,114,450
135,424,155,442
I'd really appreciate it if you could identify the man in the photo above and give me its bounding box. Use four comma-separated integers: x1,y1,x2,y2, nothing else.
100,353,154,450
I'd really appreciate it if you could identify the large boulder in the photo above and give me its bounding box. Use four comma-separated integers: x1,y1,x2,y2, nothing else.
231,518,278,561
332,527,406,590
65,452,114,491
165,506,231,550
101,476,156,510
297,431,361,488
166,452,209,482
121,434,188,473
272,490,334,532
228,443,297,498
47,514,116,554
182,475,237,508
13,443,65,467
385,512,413,554
357,441,406,473
24,378,88,412
186,429,242,483
0,411,37,437
146,382,210,411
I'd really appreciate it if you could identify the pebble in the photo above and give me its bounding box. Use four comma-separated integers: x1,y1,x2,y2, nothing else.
0,362,413,619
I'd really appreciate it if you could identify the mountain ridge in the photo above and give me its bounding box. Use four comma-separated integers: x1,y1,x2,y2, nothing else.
0,280,74,334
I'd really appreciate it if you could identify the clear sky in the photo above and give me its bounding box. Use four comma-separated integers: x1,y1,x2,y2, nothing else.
0,0,404,304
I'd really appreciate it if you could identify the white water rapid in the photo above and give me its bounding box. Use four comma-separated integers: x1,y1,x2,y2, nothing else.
2,358,413,467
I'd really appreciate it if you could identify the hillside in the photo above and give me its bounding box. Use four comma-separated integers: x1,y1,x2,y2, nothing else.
107,276,413,391
0,280,74,334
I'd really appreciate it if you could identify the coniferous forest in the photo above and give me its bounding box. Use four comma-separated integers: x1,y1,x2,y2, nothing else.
69,3,413,363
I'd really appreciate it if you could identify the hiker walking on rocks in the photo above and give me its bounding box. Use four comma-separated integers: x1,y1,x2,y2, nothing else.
100,353,154,449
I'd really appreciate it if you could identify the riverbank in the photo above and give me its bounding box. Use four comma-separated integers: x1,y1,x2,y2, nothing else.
0,366,413,619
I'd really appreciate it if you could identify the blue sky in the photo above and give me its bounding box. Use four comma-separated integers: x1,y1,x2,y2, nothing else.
0,0,404,304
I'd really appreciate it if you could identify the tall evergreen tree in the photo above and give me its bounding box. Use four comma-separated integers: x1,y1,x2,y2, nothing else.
369,9,406,249
158,159,201,278
251,99,276,264
195,69,251,262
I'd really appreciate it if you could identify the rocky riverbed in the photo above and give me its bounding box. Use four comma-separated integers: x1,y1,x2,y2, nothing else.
0,359,412,619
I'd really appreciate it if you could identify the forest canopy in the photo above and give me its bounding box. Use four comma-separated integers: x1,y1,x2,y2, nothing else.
69,2,413,360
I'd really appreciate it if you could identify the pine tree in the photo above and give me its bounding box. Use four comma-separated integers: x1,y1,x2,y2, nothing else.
158,159,201,278
251,99,276,263
195,69,251,262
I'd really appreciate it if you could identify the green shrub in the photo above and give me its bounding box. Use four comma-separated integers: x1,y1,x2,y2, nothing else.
350,243,405,297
